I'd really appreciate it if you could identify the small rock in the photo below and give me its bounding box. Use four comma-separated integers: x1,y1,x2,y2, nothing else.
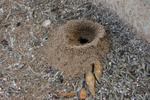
42,20,51,27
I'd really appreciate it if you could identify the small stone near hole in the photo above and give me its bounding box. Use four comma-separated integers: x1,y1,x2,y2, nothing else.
78,37,89,44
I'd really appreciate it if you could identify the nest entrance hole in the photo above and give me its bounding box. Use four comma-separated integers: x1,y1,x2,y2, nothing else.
65,21,97,46
78,37,89,44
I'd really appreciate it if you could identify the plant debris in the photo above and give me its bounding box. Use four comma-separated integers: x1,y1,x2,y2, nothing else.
80,87,87,99
57,92,76,97
0,0,149,99
94,60,103,84
86,66,96,96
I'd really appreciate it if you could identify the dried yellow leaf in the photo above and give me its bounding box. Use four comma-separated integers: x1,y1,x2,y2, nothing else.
80,87,86,99
86,70,95,96
94,60,103,84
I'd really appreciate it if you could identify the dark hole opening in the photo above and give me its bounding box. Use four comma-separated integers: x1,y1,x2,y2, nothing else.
78,37,89,44
16,22,21,26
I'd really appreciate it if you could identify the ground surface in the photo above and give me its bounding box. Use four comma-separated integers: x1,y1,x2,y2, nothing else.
0,0,150,100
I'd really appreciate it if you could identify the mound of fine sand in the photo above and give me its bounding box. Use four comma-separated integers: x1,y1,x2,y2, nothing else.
42,19,110,77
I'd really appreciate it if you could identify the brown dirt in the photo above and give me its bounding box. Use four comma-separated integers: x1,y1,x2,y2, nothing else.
41,19,110,77
0,0,149,99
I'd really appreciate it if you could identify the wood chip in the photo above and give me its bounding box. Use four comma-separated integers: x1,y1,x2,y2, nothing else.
57,92,76,97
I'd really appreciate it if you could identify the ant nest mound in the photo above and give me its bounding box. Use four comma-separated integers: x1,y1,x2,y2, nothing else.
42,19,110,77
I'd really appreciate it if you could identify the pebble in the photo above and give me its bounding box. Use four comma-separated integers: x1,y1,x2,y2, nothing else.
42,20,51,27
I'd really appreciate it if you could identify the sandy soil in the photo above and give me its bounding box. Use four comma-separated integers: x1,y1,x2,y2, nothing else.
0,0,150,99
